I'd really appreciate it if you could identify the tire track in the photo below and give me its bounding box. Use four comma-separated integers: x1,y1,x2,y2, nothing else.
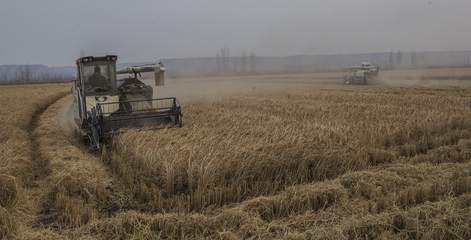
26,94,132,235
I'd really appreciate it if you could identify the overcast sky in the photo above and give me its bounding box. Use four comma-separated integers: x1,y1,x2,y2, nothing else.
0,0,469,67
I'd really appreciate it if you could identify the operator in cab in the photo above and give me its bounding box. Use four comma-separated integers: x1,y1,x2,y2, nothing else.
86,65,111,93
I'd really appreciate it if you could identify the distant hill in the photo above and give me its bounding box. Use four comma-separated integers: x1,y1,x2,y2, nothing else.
1,50,470,80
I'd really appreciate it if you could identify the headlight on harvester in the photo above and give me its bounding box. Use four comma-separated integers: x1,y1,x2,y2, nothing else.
94,96,108,102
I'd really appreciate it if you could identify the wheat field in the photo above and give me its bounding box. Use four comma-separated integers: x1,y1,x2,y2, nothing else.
1,68,471,239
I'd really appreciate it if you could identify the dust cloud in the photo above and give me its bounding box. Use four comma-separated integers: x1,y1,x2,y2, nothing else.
58,95,79,133
140,72,346,104
141,68,471,104
373,68,471,87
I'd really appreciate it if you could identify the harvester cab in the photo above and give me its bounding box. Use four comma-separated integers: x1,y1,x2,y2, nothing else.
72,55,182,149
344,62,379,85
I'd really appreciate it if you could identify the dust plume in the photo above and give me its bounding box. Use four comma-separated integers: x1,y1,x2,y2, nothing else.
139,72,346,103
58,95,79,133
139,68,471,105
372,68,471,87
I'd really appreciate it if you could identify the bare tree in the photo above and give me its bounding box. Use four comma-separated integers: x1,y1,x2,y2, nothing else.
411,50,418,68
420,53,427,66
220,47,229,74
240,50,246,73
389,50,394,68
0,70,8,81
25,63,31,81
463,54,470,66
14,64,32,81
41,72,50,81
216,51,221,74
396,49,402,68
233,60,239,73
17,66,24,80
250,51,257,73
80,49,87,57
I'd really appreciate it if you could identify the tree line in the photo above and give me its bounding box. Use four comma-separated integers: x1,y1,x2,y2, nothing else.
215,47,257,75
0,64,74,82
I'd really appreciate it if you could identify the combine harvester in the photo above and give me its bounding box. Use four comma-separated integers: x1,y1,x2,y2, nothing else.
343,62,379,85
72,55,182,149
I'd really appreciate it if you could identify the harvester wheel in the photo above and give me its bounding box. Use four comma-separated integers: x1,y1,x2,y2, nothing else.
84,108,101,149
82,134,91,146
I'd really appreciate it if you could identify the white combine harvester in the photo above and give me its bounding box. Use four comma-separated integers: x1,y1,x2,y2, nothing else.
71,55,182,149
344,62,379,85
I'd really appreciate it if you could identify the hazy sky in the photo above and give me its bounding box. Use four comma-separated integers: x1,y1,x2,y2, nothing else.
0,0,470,67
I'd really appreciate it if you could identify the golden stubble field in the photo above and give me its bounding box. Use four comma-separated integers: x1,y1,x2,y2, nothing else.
1,68,471,239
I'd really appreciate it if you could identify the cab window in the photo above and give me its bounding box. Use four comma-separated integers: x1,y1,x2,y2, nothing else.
84,64,116,94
